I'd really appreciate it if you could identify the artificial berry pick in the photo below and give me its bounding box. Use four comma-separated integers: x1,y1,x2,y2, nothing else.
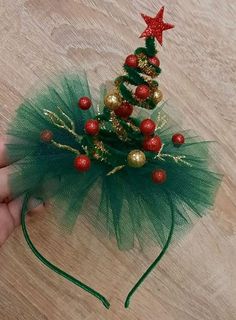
140,6,174,45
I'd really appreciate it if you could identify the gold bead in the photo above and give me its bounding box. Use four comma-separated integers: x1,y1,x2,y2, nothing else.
127,149,146,168
104,93,122,110
153,88,163,104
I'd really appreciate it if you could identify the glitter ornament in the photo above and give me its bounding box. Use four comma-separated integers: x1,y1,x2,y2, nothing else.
85,119,100,136
127,150,146,168
152,88,163,104
125,54,139,68
140,6,174,46
78,96,92,110
135,84,150,100
104,93,122,110
114,102,133,119
172,133,185,146
140,119,156,136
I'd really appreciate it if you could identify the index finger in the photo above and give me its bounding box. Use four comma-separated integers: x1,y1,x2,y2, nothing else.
0,136,10,168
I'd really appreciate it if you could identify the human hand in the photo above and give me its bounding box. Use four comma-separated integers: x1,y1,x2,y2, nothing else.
0,136,44,246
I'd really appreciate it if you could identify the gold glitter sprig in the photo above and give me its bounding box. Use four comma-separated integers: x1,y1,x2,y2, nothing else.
155,112,168,130
43,107,81,142
106,165,125,176
51,140,80,154
155,143,192,167
137,53,159,78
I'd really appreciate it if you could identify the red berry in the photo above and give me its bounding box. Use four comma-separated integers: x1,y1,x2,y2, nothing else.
78,96,92,110
85,119,99,136
143,136,162,152
74,155,91,172
125,54,138,68
148,56,160,67
152,169,167,184
172,133,185,145
114,102,133,119
140,119,156,136
40,130,53,142
135,84,150,100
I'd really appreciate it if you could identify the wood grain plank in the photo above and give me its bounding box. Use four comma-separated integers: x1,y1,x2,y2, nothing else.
0,0,235,319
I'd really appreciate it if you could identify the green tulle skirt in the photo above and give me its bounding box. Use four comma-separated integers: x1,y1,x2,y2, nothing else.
7,74,221,250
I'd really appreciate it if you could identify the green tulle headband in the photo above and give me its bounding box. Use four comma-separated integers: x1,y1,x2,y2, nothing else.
7,6,221,309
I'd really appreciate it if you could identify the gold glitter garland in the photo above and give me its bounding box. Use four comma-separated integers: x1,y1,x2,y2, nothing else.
126,119,140,132
93,138,110,162
137,53,159,78
109,111,128,141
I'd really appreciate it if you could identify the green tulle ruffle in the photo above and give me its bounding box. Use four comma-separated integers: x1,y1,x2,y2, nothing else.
7,74,221,251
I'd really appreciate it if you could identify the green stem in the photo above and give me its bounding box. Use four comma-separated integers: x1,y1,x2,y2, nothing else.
145,37,157,56
124,192,175,308
21,192,110,309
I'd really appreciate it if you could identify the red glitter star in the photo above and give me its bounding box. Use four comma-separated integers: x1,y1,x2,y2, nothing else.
140,6,174,46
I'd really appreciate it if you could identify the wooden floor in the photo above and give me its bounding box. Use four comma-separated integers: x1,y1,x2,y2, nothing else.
0,0,236,319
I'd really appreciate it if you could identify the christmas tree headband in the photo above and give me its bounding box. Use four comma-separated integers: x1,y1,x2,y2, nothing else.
7,7,221,309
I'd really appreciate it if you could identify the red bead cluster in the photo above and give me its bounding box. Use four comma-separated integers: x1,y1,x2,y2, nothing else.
74,96,96,172
138,118,186,183
139,118,162,153
125,53,160,68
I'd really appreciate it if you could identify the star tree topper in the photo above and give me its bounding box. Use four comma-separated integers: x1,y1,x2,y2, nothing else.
140,6,174,46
